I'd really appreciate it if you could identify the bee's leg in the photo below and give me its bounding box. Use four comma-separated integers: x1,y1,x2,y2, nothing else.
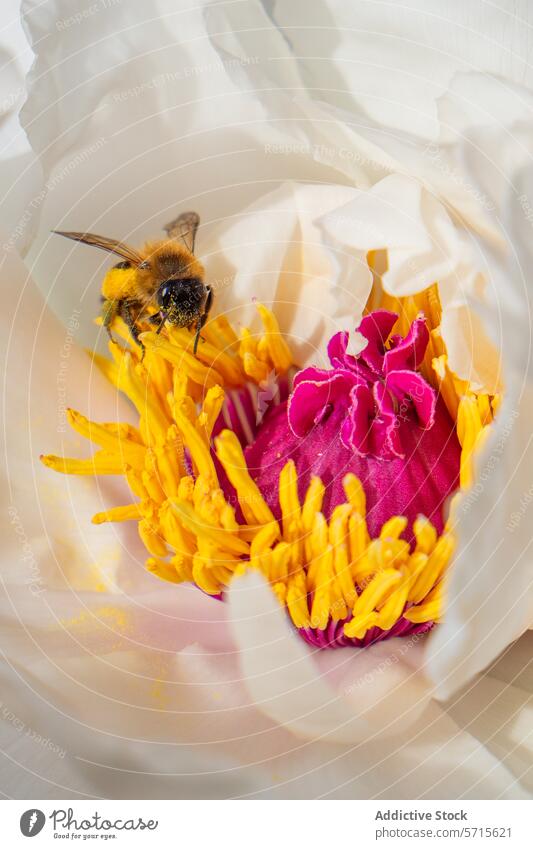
193,286,213,355
156,312,168,335
101,298,118,343
119,300,145,358
147,311,168,334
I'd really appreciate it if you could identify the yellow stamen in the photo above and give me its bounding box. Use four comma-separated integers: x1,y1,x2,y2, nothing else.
146,556,184,584
215,430,277,528
279,460,301,536
405,580,446,623
408,535,454,604
174,402,217,482
301,476,325,532
255,303,293,373
92,504,142,524
141,332,223,389
138,518,168,558
413,515,437,554
343,473,366,515
330,504,356,608
380,515,408,540
170,499,249,556
286,571,310,629
40,452,126,476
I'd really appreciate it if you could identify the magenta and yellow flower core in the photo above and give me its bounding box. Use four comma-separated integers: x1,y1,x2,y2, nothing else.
41,283,498,648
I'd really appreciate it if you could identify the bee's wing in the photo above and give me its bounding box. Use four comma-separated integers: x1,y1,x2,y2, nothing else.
53,231,144,265
163,211,200,253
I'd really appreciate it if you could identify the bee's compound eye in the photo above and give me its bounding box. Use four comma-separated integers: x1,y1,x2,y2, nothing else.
114,260,131,269
157,282,173,307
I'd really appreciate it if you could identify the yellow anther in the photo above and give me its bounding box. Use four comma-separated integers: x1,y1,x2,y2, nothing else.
348,512,370,565
125,354,170,443
146,557,183,584
168,329,245,386
328,504,356,607
279,460,301,536
343,611,379,640
413,515,437,554
242,351,271,383
203,314,239,352
310,511,328,554
405,551,429,578
352,569,401,618
457,395,485,489
197,385,225,440
310,548,334,631
256,303,293,373
126,467,148,499
409,535,454,604
286,571,310,629
192,550,223,596
159,501,195,556
343,473,366,516
272,581,287,606
174,404,217,483
405,581,446,623
173,368,188,402
40,451,126,476
91,349,120,389
375,575,410,630
172,554,194,583
239,327,258,359
177,475,194,502
270,541,291,584
215,430,277,527
170,499,249,556
477,392,493,426
251,523,280,558
66,409,146,467
92,504,142,524
368,538,410,572
301,477,325,532
140,331,223,389
155,428,184,497
380,516,408,540
256,335,271,364
141,467,166,505
193,475,212,510
138,519,168,558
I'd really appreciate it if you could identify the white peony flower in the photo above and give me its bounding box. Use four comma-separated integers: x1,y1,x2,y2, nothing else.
1,0,532,799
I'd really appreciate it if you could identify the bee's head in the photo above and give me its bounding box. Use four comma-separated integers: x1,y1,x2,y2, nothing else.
156,277,206,327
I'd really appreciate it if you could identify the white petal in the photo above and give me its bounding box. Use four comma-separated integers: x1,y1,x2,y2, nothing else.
427,332,533,698
228,570,432,743
226,571,527,797
272,1,533,141
214,181,372,364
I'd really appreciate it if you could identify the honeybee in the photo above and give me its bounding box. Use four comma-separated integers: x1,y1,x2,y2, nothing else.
54,211,212,355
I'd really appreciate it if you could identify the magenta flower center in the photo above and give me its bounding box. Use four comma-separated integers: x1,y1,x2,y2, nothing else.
245,310,460,537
